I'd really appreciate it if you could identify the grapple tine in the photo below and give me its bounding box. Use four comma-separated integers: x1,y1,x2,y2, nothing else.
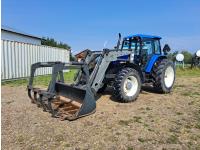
28,88,36,104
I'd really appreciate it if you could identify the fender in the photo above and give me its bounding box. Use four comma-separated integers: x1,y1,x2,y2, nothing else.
145,55,167,73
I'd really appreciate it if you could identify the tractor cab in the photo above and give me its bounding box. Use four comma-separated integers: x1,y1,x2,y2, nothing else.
121,34,169,72
122,34,162,53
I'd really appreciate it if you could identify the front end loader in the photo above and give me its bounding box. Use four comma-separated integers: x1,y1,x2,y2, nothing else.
27,34,176,121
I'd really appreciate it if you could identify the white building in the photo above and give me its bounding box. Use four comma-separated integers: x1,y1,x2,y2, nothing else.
1,26,41,45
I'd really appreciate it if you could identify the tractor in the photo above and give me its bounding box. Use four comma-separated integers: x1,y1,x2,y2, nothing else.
27,34,175,120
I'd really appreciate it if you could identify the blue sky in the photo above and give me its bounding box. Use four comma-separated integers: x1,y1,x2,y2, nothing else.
2,0,200,54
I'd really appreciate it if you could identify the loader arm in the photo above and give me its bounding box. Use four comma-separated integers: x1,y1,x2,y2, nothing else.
89,49,133,92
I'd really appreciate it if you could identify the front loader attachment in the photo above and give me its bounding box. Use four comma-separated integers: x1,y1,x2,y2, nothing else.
54,82,95,120
27,62,96,121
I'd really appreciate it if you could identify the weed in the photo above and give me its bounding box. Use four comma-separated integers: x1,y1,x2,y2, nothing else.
17,135,24,144
146,107,152,111
4,100,14,105
118,119,133,126
176,112,183,115
127,147,133,150
55,134,64,142
182,92,191,96
148,128,154,132
143,123,149,127
182,91,200,98
169,126,181,133
185,124,192,129
166,134,179,144
116,132,121,135
133,116,142,123
195,123,200,129
174,84,185,89
138,137,145,143
193,92,200,96
188,101,195,105
64,143,70,147
167,106,171,109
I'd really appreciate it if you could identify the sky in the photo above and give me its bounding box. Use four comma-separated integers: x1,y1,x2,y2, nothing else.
2,0,200,54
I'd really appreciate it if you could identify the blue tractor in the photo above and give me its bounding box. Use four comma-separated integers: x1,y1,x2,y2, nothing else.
28,34,175,120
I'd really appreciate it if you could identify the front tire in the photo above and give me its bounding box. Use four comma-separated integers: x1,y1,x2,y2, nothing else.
152,59,175,93
113,67,141,103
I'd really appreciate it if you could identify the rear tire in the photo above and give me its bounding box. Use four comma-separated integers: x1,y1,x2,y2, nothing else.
152,59,175,93
113,67,141,103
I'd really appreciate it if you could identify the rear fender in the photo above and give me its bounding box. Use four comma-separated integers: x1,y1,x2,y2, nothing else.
145,55,167,73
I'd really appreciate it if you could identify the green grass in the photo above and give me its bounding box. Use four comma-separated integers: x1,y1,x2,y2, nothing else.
2,67,200,87
176,67,200,77
2,69,77,87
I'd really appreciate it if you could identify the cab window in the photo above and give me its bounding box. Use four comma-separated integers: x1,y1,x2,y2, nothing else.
141,41,153,55
154,40,161,54
122,41,129,49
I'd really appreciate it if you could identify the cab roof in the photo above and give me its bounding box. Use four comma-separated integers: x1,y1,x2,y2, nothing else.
124,34,161,40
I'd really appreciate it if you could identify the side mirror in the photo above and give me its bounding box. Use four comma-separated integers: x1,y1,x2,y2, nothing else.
163,44,171,53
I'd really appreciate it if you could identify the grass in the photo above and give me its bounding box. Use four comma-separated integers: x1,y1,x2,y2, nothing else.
182,91,200,97
2,67,199,87
166,134,180,144
2,69,77,87
176,67,200,77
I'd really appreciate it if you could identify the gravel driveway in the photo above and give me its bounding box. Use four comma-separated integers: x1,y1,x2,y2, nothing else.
2,77,200,150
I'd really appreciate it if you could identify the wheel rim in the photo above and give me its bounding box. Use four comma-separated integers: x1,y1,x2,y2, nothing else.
164,66,175,88
123,75,138,97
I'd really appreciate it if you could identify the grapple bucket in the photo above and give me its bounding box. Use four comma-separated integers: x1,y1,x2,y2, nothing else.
52,82,96,120
27,61,96,121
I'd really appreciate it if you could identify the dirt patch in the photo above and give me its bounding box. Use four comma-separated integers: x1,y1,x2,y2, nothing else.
2,77,200,150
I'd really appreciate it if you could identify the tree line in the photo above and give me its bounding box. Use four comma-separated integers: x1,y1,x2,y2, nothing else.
168,50,194,64
41,37,71,50
41,37,75,61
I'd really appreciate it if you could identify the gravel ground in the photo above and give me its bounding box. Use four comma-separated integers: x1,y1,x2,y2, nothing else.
2,77,200,150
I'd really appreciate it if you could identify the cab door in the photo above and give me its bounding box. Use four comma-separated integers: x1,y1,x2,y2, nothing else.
140,39,161,70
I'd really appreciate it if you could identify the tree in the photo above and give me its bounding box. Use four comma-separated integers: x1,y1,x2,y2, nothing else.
70,52,76,61
41,37,76,61
41,37,71,50
181,50,193,64
168,50,193,64
168,51,178,62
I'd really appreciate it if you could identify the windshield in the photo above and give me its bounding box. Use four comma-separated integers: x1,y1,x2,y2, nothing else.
122,40,139,55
